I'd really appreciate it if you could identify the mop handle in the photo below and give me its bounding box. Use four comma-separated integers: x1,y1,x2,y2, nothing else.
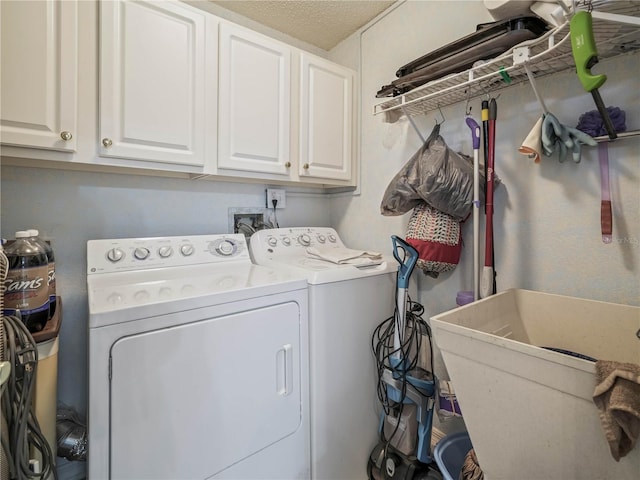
481,100,497,299
485,123,495,263
466,117,481,301
482,100,489,213
466,117,480,149
485,100,497,265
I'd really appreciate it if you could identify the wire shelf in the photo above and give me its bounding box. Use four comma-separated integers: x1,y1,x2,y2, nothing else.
373,0,640,118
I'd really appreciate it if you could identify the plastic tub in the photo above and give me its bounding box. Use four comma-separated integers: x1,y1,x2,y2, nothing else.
430,289,640,479
433,432,472,480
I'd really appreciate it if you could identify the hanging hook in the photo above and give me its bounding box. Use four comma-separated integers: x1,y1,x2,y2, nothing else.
464,89,473,116
585,0,593,14
435,104,446,125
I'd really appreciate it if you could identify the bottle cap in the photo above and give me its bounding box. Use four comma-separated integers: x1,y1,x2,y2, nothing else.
15,231,30,238
28,229,39,237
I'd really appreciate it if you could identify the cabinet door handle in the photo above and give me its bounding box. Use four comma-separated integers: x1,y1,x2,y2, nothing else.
60,131,73,141
284,162,291,168
303,163,309,170
102,138,113,148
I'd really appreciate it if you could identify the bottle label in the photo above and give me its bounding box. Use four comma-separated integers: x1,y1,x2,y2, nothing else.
3,265,49,315
48,261,56,300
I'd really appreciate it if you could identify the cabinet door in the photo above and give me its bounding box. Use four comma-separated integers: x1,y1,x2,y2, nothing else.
299,54,354,182
100,0,215,167
218,23,292,176
0,0,77,152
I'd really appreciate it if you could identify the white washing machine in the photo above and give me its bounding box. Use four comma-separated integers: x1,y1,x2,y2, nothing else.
87,234,310,480
249,227,397,480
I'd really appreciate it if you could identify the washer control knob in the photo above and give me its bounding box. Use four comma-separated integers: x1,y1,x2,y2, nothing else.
216,240,235,256
317,234,326,243
106,292,123,305
159,287,173,298
328,234,337,243
158,246,173,258
133,247,150,260
298,234,311,246
106,248,124,263
282,237,291,246
134,290,150,302
180,244,195,256
267,236,278,247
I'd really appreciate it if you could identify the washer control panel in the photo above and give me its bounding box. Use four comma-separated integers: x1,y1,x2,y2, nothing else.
88,234,248,274
250,227,345,261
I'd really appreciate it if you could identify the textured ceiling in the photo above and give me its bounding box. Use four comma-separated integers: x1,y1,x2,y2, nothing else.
210,0,397,50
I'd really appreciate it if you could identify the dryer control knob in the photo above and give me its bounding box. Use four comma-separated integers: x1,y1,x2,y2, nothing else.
267,236,278,247
180,244,195,256
106,248,124,263
328,234,337,243
317,234,326,243
158,246,173,258
216,240,235,256
282,237,291,246
298,234,311,246
134,247,150,260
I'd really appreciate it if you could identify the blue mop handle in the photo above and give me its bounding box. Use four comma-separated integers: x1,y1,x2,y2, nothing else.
391,235,418,289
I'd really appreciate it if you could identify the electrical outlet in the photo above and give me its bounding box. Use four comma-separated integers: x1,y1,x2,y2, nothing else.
266,189,286,209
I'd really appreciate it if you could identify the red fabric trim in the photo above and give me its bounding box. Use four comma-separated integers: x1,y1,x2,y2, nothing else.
406,234,462,265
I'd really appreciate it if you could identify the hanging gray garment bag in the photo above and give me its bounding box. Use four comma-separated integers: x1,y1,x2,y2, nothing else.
380,123,483,221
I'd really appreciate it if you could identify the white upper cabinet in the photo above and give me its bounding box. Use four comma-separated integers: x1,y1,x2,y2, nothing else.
99,0,216,168
0,0,78,152
1,0,356,185
299,53,354,182
218,23,292,177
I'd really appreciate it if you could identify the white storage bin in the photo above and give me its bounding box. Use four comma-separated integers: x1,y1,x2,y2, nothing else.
430,288,640,480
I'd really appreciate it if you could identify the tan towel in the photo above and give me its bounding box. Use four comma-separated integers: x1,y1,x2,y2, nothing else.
306,247,382,266
459,448,483,480
593,360,640,461
518,116,543,163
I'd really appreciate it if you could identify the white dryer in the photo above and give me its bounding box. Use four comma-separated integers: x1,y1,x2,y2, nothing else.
249,227,397,480
87,234,310,479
